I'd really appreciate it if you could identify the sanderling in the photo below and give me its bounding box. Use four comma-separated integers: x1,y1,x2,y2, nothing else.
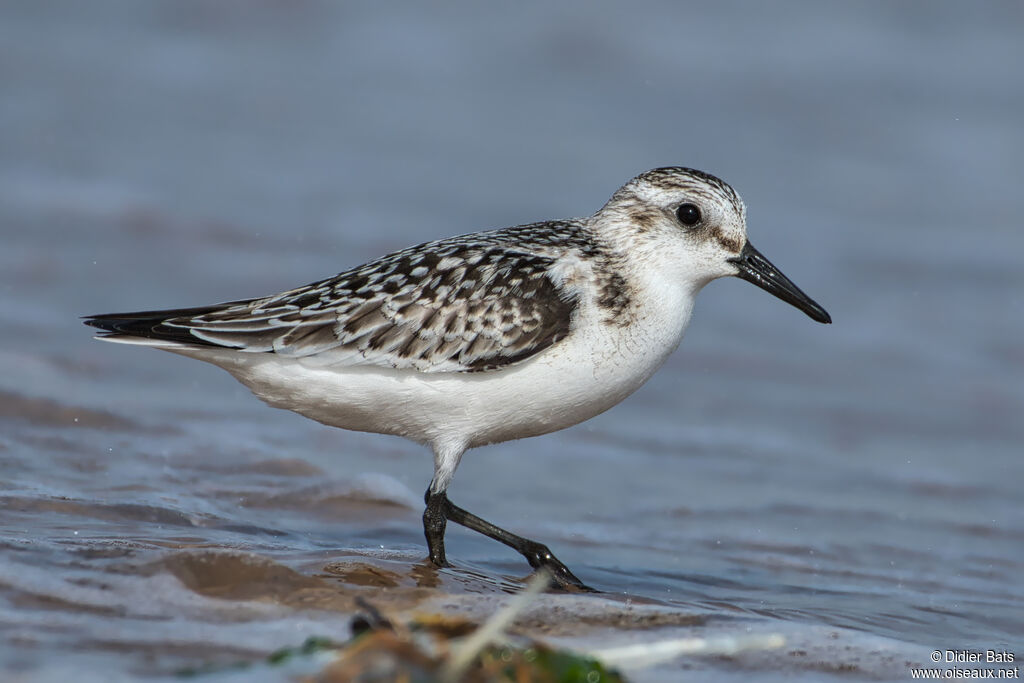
85,167,830,590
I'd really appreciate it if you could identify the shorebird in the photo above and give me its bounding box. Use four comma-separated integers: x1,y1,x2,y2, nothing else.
85,167,830,590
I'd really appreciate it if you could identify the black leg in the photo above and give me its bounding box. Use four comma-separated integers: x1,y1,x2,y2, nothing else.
423,488,449,566
423,489,592,591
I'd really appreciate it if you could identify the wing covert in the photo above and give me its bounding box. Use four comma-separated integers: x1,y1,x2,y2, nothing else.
105,241,579,373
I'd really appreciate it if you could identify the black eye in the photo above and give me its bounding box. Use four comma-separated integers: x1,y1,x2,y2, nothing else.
675,203,701,227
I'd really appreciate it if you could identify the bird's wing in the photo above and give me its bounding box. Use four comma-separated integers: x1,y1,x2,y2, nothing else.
85,240,579,373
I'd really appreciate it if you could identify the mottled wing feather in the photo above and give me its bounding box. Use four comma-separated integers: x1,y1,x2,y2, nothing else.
89,237,579,373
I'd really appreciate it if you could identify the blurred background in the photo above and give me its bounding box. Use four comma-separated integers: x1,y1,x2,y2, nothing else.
1,2,1021,680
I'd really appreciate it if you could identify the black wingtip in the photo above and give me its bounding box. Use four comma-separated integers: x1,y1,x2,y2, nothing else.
82,314,122,332
82,305,226,345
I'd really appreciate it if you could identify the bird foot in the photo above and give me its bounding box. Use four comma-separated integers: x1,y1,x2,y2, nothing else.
522,543,595,592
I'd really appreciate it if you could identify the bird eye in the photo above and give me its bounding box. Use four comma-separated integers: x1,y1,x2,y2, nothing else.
675,203,701,227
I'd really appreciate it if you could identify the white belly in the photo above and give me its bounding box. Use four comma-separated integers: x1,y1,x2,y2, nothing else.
175,280,696,453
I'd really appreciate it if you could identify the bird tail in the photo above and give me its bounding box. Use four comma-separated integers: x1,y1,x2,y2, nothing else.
83,305,229,347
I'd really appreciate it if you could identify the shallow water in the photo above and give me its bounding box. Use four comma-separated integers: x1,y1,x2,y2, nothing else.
2,2,1022,681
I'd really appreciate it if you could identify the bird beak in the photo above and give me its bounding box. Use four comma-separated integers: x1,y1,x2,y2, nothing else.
729,242,832,324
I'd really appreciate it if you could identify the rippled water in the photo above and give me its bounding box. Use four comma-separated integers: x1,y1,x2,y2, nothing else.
2,2,1022,681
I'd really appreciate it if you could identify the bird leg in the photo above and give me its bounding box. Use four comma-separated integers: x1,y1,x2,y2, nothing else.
422,489,449,567
423,489,591,591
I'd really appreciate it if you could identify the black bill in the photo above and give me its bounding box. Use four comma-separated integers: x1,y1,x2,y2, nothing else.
730,242,832,324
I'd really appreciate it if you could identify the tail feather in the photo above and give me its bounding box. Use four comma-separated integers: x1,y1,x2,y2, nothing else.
83,303,247,347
